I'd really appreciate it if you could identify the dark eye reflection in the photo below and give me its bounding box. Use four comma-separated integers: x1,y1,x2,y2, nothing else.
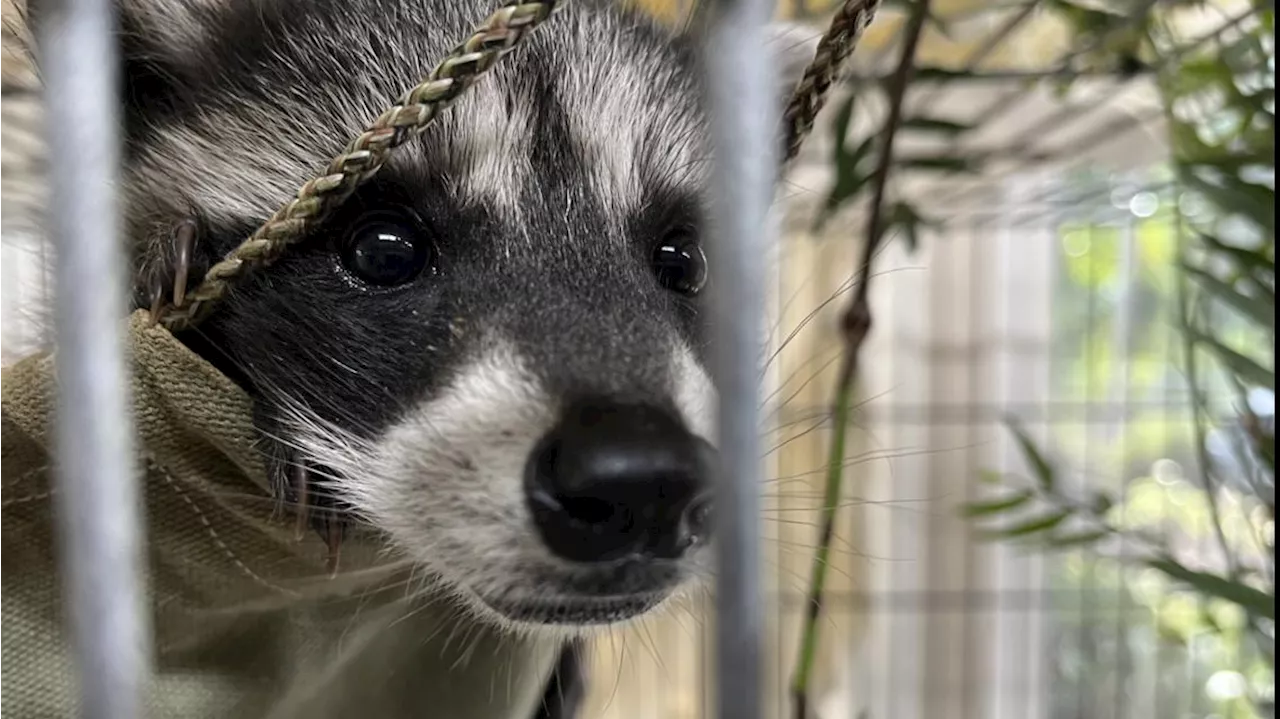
339,211,435,287
651,229,707,297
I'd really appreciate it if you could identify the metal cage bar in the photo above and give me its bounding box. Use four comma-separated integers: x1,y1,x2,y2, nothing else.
32,0,775,715
700,0,777,715
38,0,151,717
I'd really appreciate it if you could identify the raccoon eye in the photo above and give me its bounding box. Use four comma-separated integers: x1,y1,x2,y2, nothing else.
651,230,707,297
340,212,434,287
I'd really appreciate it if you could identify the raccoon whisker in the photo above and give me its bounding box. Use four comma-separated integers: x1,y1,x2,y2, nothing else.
749,552,841,594
198,487,354,507
761,554,863,596
761,519,867,551
383,586,457,635
778,177,824,198
764,500,937,520
768,27,827,55
252,426,346,465
442,614,478,670
760,415,830,457
184,310,421,435
761,257,920,378
272,325,417,414
602,632,625,716
657,594,699,642
765,268,856,356
634,620,665,673
267,388,384,451
767,488,935,503
758,347,843,414
762,276,857,374
763,447,954,486
248,435,353,484
259,360,406,430
762,381,885,429
764,265,913,371
762,407,835,434
766,538,911,567
760,449,921,486
198,473,350,501
761,388,888,447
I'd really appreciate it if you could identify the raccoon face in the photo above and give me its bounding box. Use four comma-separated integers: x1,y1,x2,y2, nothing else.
93,0,815,631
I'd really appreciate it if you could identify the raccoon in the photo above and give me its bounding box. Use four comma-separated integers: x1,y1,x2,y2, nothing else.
7,0,817,716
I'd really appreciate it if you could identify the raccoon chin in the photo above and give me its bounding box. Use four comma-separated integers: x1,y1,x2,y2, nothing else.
477,592,668,627
460,550,702,630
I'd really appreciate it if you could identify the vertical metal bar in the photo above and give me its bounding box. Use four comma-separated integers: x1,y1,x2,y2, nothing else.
37,1,149,717
700,0,776,715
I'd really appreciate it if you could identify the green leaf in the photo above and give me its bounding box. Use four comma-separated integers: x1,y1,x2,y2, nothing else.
961,489,1036,517
1201,603,1225,634
1220,32,1267,73
814,136,877,232
1168,120,1252,169
1042,528,1112,550
895,155,980,173
983,509,1073,540
831,92,857,158
913,66,971,83
1196,233,1276,280
1090,492,1116,517
979,469,1006,486
839,137,877,183
1182,263,1276,330
813,94,878,232
883,202,935,254
926,15,954,40
1172,58,1236,95
1240,87,1276,119
1006,420,1058,492
1255,429,1276,476
1045,0,1126,35
899,117,974,136
1179,166,1276,233
1145,557,1276,620
1187,329,1275,390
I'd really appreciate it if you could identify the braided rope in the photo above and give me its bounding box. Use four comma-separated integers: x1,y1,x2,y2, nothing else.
156,0,877,330
781,0,881,164
157,0,560,330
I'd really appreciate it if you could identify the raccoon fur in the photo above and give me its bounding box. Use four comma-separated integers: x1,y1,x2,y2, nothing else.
3,0,817,716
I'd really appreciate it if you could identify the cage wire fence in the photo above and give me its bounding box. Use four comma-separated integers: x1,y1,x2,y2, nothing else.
0,0,1273,718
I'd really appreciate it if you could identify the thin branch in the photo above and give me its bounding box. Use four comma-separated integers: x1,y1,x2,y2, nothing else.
788,0,933,716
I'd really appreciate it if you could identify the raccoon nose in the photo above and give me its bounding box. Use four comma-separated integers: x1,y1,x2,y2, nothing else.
525,401,714,564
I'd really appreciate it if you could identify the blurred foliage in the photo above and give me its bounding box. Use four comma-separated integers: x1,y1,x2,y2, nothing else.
960,2,1276,718
794,0,1275,716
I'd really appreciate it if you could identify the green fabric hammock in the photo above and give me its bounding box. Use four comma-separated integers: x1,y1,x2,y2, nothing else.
1,310,558,719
